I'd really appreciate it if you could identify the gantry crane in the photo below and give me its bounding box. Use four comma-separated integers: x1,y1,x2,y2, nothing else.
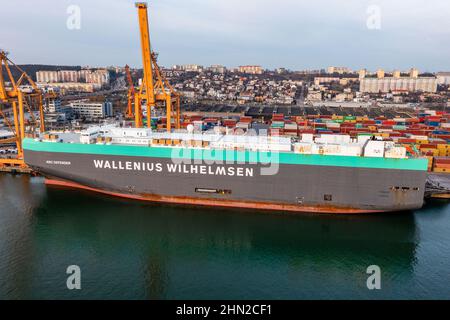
0,50,46,165
124,64,135,119
134,2,181,131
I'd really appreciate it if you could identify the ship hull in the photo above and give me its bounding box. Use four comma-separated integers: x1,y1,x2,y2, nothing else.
23,144,428,214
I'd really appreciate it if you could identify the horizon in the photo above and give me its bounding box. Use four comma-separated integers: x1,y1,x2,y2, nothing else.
8,62,449,75
1,0,449,72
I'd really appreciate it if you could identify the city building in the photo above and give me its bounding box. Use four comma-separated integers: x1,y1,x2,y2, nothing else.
393,70,401,79
182,64,204,72
69,101,113,119
327,66,351,74
410,68,419,79
40,83,97,93
335,92,354,102
376,69,385,79
208,65,226,74
58,70,79,82
360,77,438,93
358,69,367,79
36,69,110,87
306,90,323,102
314,77,340,85
45,98,62,113
314,77,358,86
437,72,450,85
295,69,325,75
36,71,59,83
78,69,91,82
43,98,73,126
85,69,110,86
238,65,263,75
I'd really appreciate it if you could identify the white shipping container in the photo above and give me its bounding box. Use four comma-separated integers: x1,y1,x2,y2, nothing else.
326,122,341,128
315,134,351,144
357,135,371,144
385,147,407,159
285,123,298,130
364,141,385,157
301,133,314,143
236,122,250,129
339,145,362,156
408,135,428,141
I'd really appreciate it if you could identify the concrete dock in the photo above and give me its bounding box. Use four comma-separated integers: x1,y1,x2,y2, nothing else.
425,173,450,199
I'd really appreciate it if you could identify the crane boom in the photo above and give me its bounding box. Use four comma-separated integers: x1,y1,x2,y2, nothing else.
125,64,135,118
136,2,155,128
133,2,180,132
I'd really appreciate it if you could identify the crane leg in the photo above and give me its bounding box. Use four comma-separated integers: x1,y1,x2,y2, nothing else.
166,95,171,132
39,95,45,132
134,93,142,128
18,91,25,142
12,101,22,158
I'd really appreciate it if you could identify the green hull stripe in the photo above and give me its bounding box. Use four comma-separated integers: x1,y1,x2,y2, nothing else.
22,138,429,171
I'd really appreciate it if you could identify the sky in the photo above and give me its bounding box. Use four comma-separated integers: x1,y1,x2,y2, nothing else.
1,0,449,72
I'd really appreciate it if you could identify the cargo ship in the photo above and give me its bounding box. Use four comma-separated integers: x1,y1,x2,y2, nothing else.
22,125,428,214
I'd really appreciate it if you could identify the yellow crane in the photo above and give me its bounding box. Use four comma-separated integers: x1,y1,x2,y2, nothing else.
134,2,181,131
125,64,136,119
0,50,46,166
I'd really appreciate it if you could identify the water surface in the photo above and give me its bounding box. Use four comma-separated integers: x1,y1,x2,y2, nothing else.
1,174,449,299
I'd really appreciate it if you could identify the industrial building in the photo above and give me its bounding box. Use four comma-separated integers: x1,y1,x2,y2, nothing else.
69,101,113,119
44,99,114,122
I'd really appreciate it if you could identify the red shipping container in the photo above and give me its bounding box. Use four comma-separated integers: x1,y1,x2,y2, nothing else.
298,129,315,134
389,132,403,137
272,114,284,120
419,144,438,149
434,157,450,163
398,138,417,143
434,163,450,169
434,134,450,140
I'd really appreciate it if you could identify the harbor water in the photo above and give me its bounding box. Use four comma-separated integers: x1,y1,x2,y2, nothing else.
1,173,450,299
